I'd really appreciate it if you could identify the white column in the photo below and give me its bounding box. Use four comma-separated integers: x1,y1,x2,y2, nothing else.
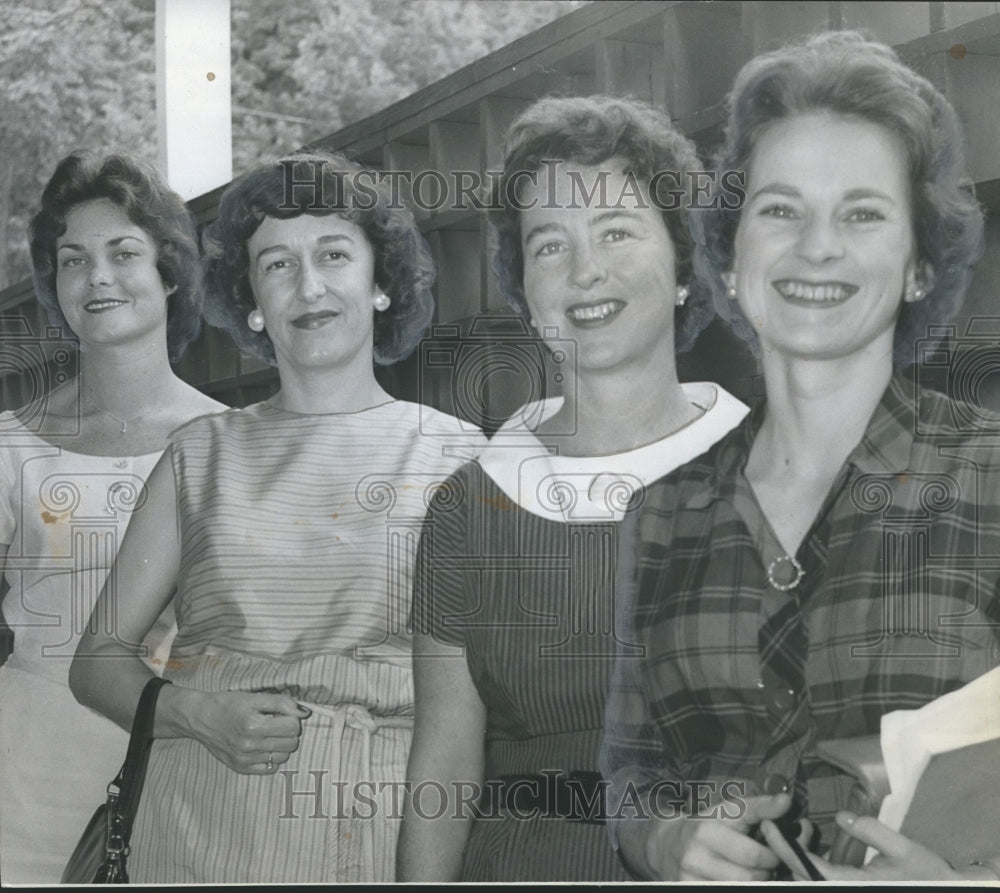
155,0,232,200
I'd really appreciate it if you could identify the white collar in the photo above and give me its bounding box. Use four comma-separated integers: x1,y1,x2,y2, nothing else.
477,382,748,523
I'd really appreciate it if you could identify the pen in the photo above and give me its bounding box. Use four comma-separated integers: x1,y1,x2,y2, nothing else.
772,816,825,881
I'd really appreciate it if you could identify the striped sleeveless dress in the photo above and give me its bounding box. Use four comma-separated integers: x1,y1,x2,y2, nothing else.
131,399,481,883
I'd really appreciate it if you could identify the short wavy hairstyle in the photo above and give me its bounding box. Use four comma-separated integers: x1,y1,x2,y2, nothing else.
29,152,203,363
201,151,435,366
697,29,985,366
488,94,714,354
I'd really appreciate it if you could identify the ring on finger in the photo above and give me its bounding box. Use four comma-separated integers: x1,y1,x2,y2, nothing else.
266,751,273,772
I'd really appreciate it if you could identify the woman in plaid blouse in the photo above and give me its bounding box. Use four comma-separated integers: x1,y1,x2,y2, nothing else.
602,30,1000,882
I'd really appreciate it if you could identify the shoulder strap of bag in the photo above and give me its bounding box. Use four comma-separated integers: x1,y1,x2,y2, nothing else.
114,676,173,834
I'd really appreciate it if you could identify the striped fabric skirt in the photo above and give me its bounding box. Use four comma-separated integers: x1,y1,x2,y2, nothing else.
130,702,412,883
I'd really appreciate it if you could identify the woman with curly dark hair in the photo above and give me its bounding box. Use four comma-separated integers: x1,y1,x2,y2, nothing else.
602,30,999,882
71,152,484,882
0,152,222,883
398,95,748,882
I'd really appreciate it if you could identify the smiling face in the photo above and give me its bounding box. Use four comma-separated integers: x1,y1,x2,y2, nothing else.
519,159,680,375
727,111,924,363
246,213,380,373
55,199,171,348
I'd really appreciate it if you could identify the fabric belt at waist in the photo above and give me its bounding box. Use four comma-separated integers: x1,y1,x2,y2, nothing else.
478,770,607,824
296,701,413,881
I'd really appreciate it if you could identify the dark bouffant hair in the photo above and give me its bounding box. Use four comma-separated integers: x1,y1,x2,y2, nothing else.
488,94,713,353
201,151,435,366
29,152,203,362
697,30,985,366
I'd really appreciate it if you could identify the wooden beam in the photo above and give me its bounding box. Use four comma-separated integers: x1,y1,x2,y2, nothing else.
479,95,526,311
896,11,1000,60
664,2,744,122
383,140,433,223
596,36,667,106
312,1,676,157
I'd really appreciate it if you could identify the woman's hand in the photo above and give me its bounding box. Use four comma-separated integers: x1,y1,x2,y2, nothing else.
645,792,793,881
179,688,311,775
762,810,962,881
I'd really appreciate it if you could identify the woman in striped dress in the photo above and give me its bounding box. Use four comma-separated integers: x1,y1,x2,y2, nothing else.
397,96,749,881
70,152,483,883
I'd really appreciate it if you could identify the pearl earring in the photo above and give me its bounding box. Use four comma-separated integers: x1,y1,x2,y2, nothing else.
373,291,391,312
913,287,925,300
247,309,265,332
675,285,689,307
727,286,737,300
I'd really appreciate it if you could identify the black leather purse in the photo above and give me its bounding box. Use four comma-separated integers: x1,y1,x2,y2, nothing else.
61,676,172,884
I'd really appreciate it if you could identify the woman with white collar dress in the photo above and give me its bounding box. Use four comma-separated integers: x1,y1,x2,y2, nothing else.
397,95,748,882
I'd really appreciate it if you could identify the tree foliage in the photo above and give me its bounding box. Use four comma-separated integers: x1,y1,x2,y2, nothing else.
0,0,582,289
0,0,157,290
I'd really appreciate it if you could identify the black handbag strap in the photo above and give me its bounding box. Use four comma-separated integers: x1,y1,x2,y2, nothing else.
113,675,172,835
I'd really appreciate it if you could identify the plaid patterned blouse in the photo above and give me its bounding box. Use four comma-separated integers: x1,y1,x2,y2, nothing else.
601,373,1000,850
